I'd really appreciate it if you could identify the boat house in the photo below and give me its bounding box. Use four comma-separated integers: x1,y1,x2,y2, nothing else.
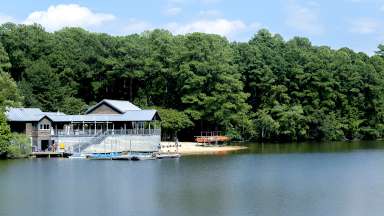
5,99,161,154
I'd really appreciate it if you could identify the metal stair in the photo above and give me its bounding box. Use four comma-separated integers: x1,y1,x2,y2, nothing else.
67,129,162,154
72,131,109,153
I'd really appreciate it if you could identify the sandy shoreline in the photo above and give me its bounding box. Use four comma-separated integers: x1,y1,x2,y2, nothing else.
160,141,248,156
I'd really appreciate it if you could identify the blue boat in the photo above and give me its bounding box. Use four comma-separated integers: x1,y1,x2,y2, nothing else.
87,152,121,160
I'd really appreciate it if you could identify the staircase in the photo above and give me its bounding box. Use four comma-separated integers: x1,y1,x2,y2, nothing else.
72,131,109,154
66,129,161,154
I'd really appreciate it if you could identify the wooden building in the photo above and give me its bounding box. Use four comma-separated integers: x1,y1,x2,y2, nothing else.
5,99,161,153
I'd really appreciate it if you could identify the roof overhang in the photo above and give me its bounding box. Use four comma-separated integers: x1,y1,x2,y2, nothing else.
49,110,160,123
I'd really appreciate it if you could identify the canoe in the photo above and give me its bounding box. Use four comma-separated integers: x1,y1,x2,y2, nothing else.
156,153,181,159
195,135,231,143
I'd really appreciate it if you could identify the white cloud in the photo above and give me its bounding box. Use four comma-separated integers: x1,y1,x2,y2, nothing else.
0,14,16,24
164,7,182,16
23,4,115,31
285,0,324,35
118,17,261,40
123,19,153,34
350,18,380,34
166,18,260,39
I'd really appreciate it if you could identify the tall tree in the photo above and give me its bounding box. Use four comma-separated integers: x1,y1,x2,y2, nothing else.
0,43,23,108
0,110,11,156
19,59,66,111
0,72,23,108
0,42,11,73
176,33,251,137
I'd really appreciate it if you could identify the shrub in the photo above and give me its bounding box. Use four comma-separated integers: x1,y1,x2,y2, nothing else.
7,133,31,158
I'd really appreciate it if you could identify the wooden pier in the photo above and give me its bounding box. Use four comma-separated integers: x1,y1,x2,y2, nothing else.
31,152,71,158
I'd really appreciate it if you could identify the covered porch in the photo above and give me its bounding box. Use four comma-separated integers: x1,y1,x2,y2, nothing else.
53,121,161,137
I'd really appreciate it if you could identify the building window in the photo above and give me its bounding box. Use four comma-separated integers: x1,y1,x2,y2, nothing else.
39,124,50,130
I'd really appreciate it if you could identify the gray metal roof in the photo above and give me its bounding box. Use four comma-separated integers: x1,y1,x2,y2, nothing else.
85,99,141,114
6,108,159,122
50,110,159,122
5,108,45,121
43,112,66,115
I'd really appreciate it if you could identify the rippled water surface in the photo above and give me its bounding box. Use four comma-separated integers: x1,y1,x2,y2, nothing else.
1,141,384,216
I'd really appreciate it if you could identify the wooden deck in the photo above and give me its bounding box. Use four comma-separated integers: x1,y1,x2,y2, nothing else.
31,152,71,158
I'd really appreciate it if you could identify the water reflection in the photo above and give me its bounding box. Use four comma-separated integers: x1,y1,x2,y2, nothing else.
240,140,384,154
1,141,384,216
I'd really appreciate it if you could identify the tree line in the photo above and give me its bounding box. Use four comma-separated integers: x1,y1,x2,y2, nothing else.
1,22,384,145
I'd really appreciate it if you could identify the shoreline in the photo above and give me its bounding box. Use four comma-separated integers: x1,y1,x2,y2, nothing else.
160,142,248,156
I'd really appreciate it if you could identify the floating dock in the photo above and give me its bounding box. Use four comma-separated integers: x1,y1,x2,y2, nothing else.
31,151,181,160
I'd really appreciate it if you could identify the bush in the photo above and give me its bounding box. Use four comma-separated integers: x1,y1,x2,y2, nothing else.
319,113,345,141
0,111,11,155
359,127,380,140
156,107,194,141
7,133,31,158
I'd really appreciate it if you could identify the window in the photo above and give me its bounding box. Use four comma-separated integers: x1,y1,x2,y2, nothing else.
39,124,50,130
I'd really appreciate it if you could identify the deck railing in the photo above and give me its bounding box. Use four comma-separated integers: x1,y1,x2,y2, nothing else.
53,128,161,137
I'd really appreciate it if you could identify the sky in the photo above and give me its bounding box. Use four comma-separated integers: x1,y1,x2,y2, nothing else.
0,0,384,54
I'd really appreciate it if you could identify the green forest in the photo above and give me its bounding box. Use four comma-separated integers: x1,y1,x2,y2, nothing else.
1,22,384,145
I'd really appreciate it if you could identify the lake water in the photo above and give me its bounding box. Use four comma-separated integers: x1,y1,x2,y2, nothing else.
1,141,384,216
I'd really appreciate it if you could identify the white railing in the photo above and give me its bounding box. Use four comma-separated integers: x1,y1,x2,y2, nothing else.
67,129,162,154
54,129,161,137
